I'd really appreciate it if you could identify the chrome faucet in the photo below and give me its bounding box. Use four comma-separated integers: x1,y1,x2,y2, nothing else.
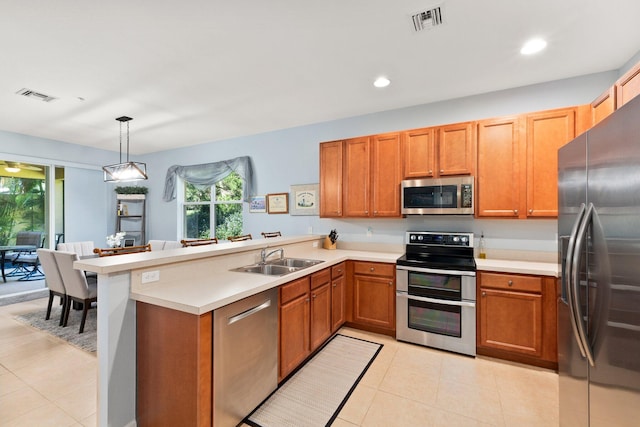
260,247,284,264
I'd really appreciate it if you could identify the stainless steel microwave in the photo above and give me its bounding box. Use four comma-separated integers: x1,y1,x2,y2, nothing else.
401,176,474,215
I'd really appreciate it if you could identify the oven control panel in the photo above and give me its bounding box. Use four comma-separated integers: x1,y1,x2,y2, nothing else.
406,232,474,247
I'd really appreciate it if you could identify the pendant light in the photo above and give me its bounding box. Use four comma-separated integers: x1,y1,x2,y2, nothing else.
103,116,148,182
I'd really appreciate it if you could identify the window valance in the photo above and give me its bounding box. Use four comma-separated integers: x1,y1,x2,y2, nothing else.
162,156,254,202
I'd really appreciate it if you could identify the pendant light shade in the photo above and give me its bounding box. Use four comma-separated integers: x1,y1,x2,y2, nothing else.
103,116,148,182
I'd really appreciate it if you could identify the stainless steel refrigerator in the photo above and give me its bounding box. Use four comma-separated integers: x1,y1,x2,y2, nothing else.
558,94,640,426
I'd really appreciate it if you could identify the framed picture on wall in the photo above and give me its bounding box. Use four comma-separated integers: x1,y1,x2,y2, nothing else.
290,183,319,216
249,196,266,213
266,193,289,214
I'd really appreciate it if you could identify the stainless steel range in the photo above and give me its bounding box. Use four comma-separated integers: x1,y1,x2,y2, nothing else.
396,231,477,356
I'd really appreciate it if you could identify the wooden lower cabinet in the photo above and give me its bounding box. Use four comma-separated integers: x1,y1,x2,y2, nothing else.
477,271,558,369
331,262,346,332
136,302,212,427
349,261,396,336
278,267,341,381
279,276,311,381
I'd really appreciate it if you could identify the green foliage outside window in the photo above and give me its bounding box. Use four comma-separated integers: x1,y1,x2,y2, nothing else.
184,172,243,240
0,177,45,245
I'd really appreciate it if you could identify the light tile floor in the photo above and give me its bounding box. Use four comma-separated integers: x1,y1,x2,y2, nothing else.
0,297,559,427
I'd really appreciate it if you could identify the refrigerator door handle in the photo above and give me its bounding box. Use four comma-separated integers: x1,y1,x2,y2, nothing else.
572,202,596,367
564,203,588,359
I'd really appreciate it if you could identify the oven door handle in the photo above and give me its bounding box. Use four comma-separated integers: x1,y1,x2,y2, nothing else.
396,265,476,277
397,291,476,308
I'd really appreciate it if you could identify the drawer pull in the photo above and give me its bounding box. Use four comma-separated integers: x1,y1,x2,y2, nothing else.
508,280,513,286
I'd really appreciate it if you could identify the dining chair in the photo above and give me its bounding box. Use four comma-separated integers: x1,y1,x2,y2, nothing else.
261,231,282,238
228,234,252,242
53,251,97,333
93,243,152,257
57,241,95,257
37,248,67,326
180,238,219,247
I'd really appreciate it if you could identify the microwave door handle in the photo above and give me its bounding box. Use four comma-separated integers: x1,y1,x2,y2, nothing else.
564,203,588,359
572,203,596,367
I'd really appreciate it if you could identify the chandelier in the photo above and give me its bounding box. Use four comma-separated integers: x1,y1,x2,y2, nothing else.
103,116,148,182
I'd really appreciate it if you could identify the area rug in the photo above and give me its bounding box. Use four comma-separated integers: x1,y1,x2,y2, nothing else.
246,334,382,427
14,304,97,353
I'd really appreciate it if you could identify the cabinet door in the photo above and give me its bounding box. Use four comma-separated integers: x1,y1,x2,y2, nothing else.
343,137,370,217
591,87,615,126
279,292,310,380
370,133,402,217
479,288,542,357
526,108,576,218
476,117,524,217
310,282,332,351
331,275,345,332
319,141,343,217
353,274,395,331
616,62,640,108
402,127,436,179
438,122,474,176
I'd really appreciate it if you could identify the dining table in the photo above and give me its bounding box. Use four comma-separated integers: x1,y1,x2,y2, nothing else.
0,245,37,282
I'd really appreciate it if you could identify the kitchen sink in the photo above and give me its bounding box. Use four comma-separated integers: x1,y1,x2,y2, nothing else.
267,258,324,268
230,257,324,276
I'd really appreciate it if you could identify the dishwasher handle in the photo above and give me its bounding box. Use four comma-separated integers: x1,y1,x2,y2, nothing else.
227,299,272,325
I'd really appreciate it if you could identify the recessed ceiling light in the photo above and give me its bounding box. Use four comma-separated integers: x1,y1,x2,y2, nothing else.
374,76,391,88
520,38,547,55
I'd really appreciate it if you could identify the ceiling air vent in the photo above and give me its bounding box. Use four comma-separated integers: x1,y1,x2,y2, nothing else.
16,88,57,102
411,6,444,32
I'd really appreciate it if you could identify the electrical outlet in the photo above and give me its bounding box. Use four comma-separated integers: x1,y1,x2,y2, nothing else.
367,227,373,237
141,270,160,283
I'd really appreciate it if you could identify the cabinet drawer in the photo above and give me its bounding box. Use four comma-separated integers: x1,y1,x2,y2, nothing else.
479,272,542,293
352,261,394,278
311,268,331,290
331,262,346,278
280,277,310,304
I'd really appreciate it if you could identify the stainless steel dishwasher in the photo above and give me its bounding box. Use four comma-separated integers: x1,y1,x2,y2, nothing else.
213,288,278,427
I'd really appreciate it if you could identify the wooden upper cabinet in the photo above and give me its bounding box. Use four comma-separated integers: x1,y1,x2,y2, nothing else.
591,87,616,126
476,116,524,218
438,121,475,176
402,127,436,178
343,137,371,217
526,108,577,217
616,61,640,108
370,133,402,217
319,141,344,217
402,122,474,179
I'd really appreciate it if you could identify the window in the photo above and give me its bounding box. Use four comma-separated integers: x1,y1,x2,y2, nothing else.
0,163,49,246
183,172,244,240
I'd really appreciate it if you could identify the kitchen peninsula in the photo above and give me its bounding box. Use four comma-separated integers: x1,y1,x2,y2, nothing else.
75,235,401,427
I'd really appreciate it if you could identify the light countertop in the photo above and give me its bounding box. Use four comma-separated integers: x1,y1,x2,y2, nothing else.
76,235,559,315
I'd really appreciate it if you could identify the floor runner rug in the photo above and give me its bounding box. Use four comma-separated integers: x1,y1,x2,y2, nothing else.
247,334,382,427
14,304,97,353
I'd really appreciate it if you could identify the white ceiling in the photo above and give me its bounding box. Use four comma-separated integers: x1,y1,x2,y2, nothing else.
1,0,639,155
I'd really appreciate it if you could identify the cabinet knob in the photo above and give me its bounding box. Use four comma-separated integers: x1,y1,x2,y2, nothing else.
428,170,433,174
305,298,310,302
529,209,533,214
513,209,518,215
332,283,337,288
508,280,513,286
482,291,486,297
365,210,369,214
440,169,444,173
388,281,392,286
370,267,375,272
312,293,316,299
